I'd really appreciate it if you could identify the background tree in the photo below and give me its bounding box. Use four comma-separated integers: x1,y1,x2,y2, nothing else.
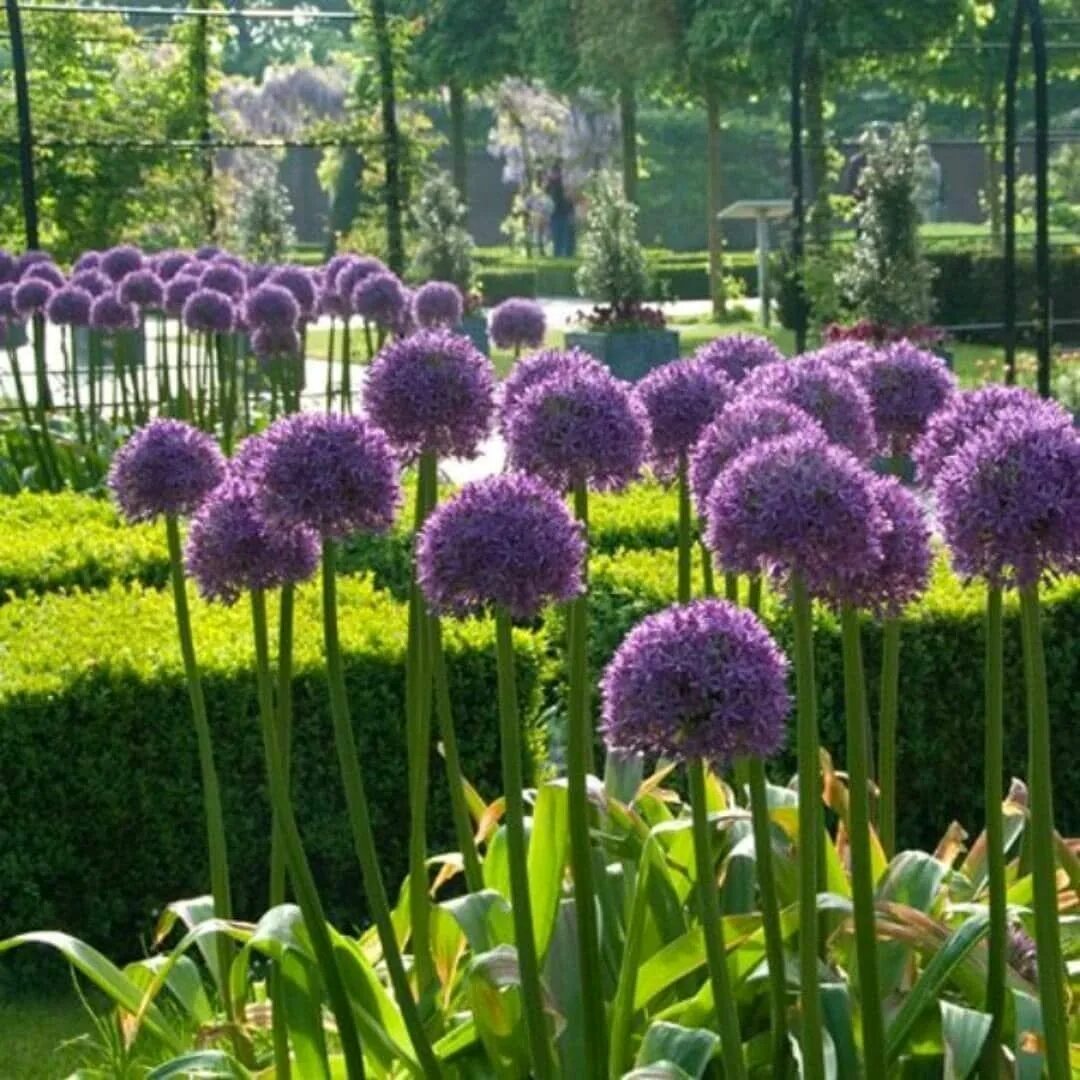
367,0,404,273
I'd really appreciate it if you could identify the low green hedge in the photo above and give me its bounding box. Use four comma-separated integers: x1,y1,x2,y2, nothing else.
0,576,544,982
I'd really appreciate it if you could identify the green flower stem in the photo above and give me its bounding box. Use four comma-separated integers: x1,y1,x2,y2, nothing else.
269,584,296,909
791,574,824,1080
325,318,336,410
31,316,60,490
877,617,901,858
1017,584,1069,1079
164,516,233,1018
747,574,762,617
5,345,52,487
724,571,739,604
251,589,366,1080
494,608,555,1080
677,454,692,604
839,604,885,1076
687,758,746,1080
980,586,1005,1079
321,540,442,1077
700,539,715,598
340,319,352,410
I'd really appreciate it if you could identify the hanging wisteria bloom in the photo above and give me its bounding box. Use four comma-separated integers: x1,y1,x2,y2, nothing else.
706,432,887,601
108,418,225,522
805,340,877,371
352,271,407,330
118,269,165,310
742,354,878,459
252,324,301,360
46,286,92,327
199,263,246,302
23,262,66,288
100,245,144,283
70,269,111,298
13,278,54,316
694,332,784,384
154,251,190,282
413,281,464,329
489,297,547,352
183,289,236,334
417,472,585,620
268,265,317,321
90,292,139,331
245,283,300,331
163,276,199,318
689,397,827,517
365,329,496,460
634,358,734,478
498,347,606,428
601,599,789,764
257,412,400,539
935,412,1080,587
72,251,101,273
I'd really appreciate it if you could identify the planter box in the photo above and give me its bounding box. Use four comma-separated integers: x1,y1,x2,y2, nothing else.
2,321,28,351
459,313,490,356
564,329,680,381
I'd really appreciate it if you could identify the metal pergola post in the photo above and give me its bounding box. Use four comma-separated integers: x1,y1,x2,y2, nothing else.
5,0,40,250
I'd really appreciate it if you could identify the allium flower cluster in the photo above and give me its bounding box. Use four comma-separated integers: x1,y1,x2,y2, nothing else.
13,278,54,316
46,286,93,327
245,283,299,331
109,419,225,522
0,284,17,321
351,270,407,329
413,280,463,329
805,340,877,371
70,269,111,298
17,250,53,274
505,367,647,492
23,262,66,288
0,251,16,284
336,256,387,311
694,333,784,384
600,599,789,765
490,298,546,351
268,265,317,320
100,245,144,283
118,269,164,310
935,412,1080,587
183,288,236,334
498,347,605,428
257,412,400,539
155,251,190,282
417,473,585,620
365,329,496,460
634,358,734,477
164,276,199,318
199,263,246,302
73,251,101,273
90,293,140,332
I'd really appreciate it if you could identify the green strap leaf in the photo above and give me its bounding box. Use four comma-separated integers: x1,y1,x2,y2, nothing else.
145,1050,249,1078
634,1021,719,1078
527,781,570,961
940,1000,992,1080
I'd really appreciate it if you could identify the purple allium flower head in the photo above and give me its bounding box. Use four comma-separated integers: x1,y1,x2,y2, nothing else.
489,297,546,351
634,358,734,477
365,328,496,460
183,288,236,334
805,340,877,371
154,250,190,282
505,367,647,492
198,263,246,302
70,269,111,298
318,288,346,319
23,261,66,288
0,284,17,321
89,292,140,332
251,324,301,359
178,259,208,281
706,432,887,602
184,475,319,604
498,347,607,429
0,250,19,283
600,599,789,765
413,280,464,329
742,355,877,459
335,256,387,312
100,244,144,283
13,278,54,316
351,270,407,329
856,340,956,454
417,472,585,620
395,287,418,337
108,418,225,522
211,253,246,270
689,397,827,517
245,264,273,291
16,250,53,274
912,385,1070,486
694,332,784,384
324,253,355,290
935,412,1080,587
118,268,164,309
267,264,317,320
245,282,299,330
257,412,400,539
195,244,222,261
46,286,93,327
72,251,101,274
163,276,199,318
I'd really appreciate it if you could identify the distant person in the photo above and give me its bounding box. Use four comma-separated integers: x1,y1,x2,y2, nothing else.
546,162,574,257
524,187,553,256
915,144,944,222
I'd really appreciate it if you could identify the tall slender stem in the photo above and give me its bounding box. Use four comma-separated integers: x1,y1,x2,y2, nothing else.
270,584,296,909
700,539,715,598
877,617,901,858
325,318,336,411
320,540,443,1078
677,454,692,604
340,319,351,410
687,758,746,1080
494,609,555,1080
5,345,51,486
724,571,739,604
1018,584,1069,1079
839,604,885,1076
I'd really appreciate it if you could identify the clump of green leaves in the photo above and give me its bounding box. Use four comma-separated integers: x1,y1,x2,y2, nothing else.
233,161,297,264
576,170,650,310
408,168,475,291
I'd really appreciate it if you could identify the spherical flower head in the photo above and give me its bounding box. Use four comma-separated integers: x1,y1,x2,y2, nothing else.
178,259,208,281
336,256,388,312
23,261,66,288
163,276,200,318
72,251,101,274
13,278,54,316
498,347,607,429
365,328,496,460
689,397,827,517
100,244,144,283
183,288,236,334
16,250,53,275
70,269,111,298
258,412,400,539
600,599,789,765
856,340,956,454
267,265,317,320
118,269,164,310
184,475,319,604
198,263,246,302
935,413,1080,587
505,367,647,492
417,472,585,620
743,355,877,459
324,253,356,290
108,418,225,522
490,298,547,351
46,286,93,327
805,340,878,371
154,250,191,282
246,264,273,291
0,284,17,321
89,292,139,332
252,324,301,359
706,432,887,602
195,244,223,261
635,358,734,477
694,333,784,384
413,280,463,329
0,250,19,283
351,270,407,329
245,283,299,331
912,385,1070,485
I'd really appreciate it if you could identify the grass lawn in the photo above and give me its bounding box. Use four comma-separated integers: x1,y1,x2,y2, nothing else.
0,994,93,1078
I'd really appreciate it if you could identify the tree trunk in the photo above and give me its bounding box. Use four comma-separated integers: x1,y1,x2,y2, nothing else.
705,84,725,320
619,81,638,207
449,81,468,205
804,43,831,251
370,0,404,274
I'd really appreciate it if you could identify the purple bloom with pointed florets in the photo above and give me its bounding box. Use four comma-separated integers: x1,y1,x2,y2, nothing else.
742,355,877,459
195,244,222,261
13,278,54,316
90,292,139,331
912,385,1070,486
489,298,546,351
257,412,400,539
0,251,16,284
72,251,101,274
706,432,886,602
178,259,208,281
351,270,407,329
199,263,246,302
935,412,1080,587
70,269,111,298
413,281,463,329
268,265,317,321
324,253,356,291
245,264,273,291
183,288,235,334
23,261,65,288
251,324,301,359
109,418,225,522
154,250,190,282
16,250,53,274
163,276,199,318
694,333,784,384
689,397,827,517
245,282,299,331
417,473,585,620
601,599,789,765
184,474,319,604
118,269,164,310
805,340,877,371
46,286,93,327
0,284,17,322
856,340,956,454
100,244,144,283
498,347,606,430
335,256,387,313
365,329,496,460
635,358,734,478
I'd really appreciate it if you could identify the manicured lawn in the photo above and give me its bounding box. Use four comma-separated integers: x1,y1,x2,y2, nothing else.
0,994,92,1078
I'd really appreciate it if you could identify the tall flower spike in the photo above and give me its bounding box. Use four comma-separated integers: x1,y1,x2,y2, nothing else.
413,280,463,329
245,283,300,331
183,289,236,334
46,286,93,327
694,332,784,384
70,269,111,298
90,293,140,332
268,265,317,321
498,347,606,429
199,263,246,302
118,269,165,310
100,244,144,283
351,271,408,330
12,278,54,316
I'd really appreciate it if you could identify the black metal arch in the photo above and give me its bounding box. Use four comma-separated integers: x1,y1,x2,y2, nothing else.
1004,0,1051,395
789,0,814,355
5,0,40,250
